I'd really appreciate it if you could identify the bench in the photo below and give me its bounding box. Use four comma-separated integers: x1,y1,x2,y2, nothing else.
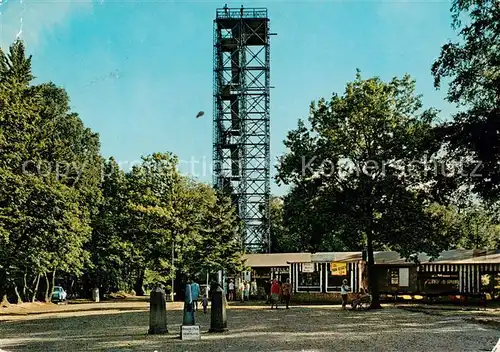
352,294,372,309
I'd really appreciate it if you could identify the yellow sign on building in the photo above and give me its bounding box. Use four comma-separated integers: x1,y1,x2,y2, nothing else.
330,262,347,276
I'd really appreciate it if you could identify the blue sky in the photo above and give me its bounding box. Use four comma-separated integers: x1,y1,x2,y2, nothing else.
0,0,457,195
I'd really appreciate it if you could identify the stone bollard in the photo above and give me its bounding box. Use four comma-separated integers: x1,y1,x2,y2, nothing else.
148,287,168,334
209,284,227,332
181,283,200,340
92,288,100,303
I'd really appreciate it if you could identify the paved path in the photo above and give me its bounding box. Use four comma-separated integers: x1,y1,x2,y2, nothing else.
0,304,498,351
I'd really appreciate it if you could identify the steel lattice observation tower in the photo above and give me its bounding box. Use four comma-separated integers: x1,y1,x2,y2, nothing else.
212,6,273,252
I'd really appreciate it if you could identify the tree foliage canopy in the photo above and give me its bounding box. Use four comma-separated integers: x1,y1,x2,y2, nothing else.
432,0,500,199
276,72,460,307
0,40,243,303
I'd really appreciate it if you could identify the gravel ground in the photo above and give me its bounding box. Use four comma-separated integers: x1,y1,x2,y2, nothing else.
0,304,498,352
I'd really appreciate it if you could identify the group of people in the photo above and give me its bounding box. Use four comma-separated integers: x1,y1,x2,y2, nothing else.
267,278,292,309
189,281,209,314
224,277,293,309
226,279,257,302
189,277,369,312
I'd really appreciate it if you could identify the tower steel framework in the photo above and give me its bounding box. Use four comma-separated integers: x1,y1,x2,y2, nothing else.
213,6,271,252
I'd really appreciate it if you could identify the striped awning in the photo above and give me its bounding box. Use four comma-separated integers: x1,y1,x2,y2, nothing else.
419,263,500,272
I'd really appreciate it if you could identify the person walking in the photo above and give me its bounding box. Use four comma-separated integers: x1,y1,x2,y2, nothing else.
270,279,280,309
341,279,350,310
228,279,235,301
282,278,292,309
202,293,209,314
191,280,200,311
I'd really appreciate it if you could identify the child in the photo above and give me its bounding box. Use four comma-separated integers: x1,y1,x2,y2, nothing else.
202,294,208,314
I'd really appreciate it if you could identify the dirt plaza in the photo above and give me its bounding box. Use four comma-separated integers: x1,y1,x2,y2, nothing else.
0,301,499,352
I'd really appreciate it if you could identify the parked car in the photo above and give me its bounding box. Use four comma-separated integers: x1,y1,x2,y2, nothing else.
51,286,67,302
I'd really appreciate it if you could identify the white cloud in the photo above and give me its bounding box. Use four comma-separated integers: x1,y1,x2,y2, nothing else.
0,0,93,51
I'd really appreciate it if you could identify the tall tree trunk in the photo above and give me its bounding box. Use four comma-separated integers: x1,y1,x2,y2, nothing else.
32,274,41,302
134,268,145,296
367,229,382,309
23,272,28,302
44,272,50,302
13,285,22,304
50,268,56,302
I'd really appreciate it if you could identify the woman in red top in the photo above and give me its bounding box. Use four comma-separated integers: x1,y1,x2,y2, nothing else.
270,279,280,309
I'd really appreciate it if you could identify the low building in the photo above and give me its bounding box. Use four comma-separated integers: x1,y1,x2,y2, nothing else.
240,249,500,300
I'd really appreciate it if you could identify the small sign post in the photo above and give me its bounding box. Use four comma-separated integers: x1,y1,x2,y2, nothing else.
181,325,201,340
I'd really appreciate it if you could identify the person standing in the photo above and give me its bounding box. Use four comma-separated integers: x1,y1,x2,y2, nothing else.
191,280,200,311
202,293,209,314
250,279,258,299
228,279,235,301
264,279,272,303
239,280,245,302
270,279,280,309
244,281,250,301
282,278,292,309
341,279,350,310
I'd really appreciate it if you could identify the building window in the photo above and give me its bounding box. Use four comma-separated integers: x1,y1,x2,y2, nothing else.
388,268,399,285
399,268,409,287
297,269,320,292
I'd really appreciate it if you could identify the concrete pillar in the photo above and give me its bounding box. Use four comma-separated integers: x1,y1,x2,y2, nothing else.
92,288,100,303
148,287,168,334
209,285,228,333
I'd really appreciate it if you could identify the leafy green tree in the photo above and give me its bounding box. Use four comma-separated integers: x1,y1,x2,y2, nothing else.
0,40,100,302
0,39,244,303
187,189,244,278
121,153,244,294
0,40,40,171
123,153,181,295
277,72,456,308
458,206,500,248
268,196,292,252
86,158,134,295
432,0,500,200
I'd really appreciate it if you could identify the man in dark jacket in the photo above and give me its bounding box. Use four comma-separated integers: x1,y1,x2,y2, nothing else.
264,279,272,303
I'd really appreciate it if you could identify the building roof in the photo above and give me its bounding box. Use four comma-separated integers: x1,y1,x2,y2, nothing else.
436,252,500,265
242,253,311,267
372,249,500,265
242,249,500,267
310,252,362,263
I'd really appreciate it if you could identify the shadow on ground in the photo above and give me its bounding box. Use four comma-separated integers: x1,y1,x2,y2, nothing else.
0,306,497,352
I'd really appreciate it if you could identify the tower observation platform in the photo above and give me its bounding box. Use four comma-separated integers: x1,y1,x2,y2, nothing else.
213,6,271,252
